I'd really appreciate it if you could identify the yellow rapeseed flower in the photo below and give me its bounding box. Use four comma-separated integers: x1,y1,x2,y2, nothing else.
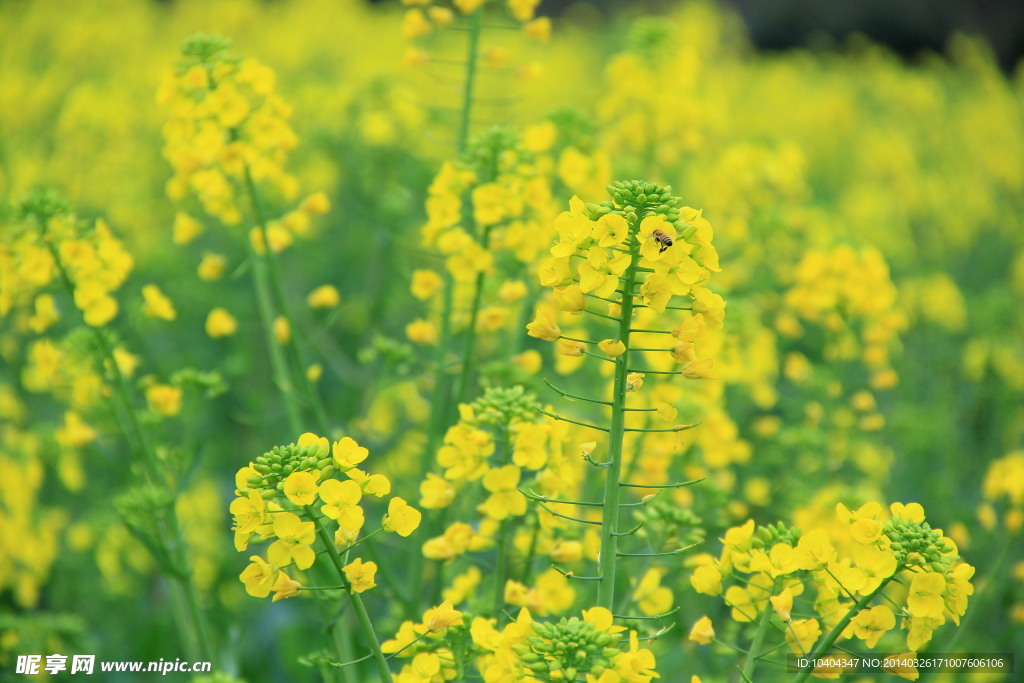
688,616,715,645
197,253,227,280
206,307,238,337
283,471,319,506
146,384,182,417
343,558,377,593
382,497,422,537
141,284,176,321
240,555,277,598
307,284,340,309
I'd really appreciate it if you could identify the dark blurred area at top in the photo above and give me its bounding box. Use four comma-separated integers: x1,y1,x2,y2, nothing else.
725,0,1024,70
373,0,1024,70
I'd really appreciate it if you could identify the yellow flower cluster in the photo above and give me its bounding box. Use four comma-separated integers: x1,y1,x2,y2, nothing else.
409,132,555,348
539,193,721,315
232,433,421,600
782,245,905,388
384,604,658,683
978,450,1024,532
0,434,64,609
420,394,584,561
158,36,330,251
2,210,133,329
159,39,294,224
689,502,974,660
526,189,725,403
401,0,550,65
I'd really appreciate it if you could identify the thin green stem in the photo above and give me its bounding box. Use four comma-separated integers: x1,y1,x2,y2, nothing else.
520,513,541,586
410,6,483,614
408,270,455,618
792,576,895,683
493,426,511,613
420,272,456,478
243,165,329,435
543,378,612,406
938,535,1010,656
306,508,391,683
454,224,493,406
251,256,304,434
44,237,214,665
457,8,483,153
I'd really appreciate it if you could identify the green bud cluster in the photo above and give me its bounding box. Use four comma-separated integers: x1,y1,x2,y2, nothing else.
625,17,675,61
514,617,622,681
169,367,227,398
546,108,597,152
115,485,175,552
752,522,802,549
635,498,703,546
180,33,231,64
884,517,956,570
18,188,72,225
248,443,333,496
62,327,106,360
115,484,173,519
600,180,681,226
464,126,523,182
639,497,702,528
358,334,413,369
469,385,540,427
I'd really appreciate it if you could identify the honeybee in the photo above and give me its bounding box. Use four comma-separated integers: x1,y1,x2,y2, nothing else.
650,229,673,253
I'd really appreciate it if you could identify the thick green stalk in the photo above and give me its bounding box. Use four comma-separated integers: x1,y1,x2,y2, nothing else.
597,226,642,609
243,166,330,435
793,576,895,683
308,509,391,683
305,560,356,683
349,592,391,683
741,578,779,680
